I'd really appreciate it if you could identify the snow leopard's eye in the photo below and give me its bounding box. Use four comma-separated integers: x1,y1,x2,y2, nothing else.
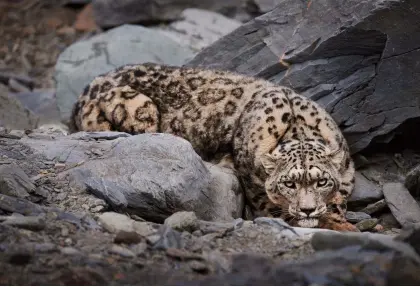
284,181,296,189
317,178,328,187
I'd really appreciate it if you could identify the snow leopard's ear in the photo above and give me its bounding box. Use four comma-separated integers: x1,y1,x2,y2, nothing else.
261,153,277,175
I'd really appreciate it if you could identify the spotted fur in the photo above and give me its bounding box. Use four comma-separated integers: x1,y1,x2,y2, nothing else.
71,63,356,231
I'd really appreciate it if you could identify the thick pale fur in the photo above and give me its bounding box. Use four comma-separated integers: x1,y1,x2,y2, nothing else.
71,63,356,230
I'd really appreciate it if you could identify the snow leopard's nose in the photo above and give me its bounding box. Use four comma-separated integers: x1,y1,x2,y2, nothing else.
300,208,316,216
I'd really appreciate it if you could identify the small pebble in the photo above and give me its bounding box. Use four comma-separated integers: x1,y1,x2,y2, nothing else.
189,260,209,273
54,163,66,169
61,227,69,237
34,187,49,198
114,230,143,244
64,238,72,245
55,193,67,201
92,198,106,206
356,218,378,231
164,211,199,233
109,245,135,258
61,247,80,255
147,235,161,245
34,243,57,253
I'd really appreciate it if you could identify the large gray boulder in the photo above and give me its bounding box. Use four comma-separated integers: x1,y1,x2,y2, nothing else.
186,0,420,154
21,132,243,222
54,24,194,123
152,8,242,52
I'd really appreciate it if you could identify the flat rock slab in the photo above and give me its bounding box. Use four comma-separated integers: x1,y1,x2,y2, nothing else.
0,163,35,198
21,132,243,222
348,171,383,206
54,24,194,122
186,0,420,153
383,182,420,228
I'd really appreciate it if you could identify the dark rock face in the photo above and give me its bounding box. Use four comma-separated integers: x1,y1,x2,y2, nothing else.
186,0,420,154
92,0,250,27
185,247,420,285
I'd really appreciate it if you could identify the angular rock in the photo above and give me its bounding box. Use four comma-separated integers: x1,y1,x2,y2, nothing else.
0,163,35,198
198,220,239,235
2,215,46,231
379,212,401,229
8,78,30,93
345,211,371,223
311,232,420,263
98,212,158,237
33,243,57,253
54,24,194,122
0,72,34,89
397,227,420,256
98,212,137,234
0,84,38,130
152,226,184,250
186,0,420,154
348,172,383,206
153,9,241,52
10,89,61,124
383,182,420,228
61,247,81,256
23,132,243,222
355,218,378,231
133,222,157,237
92,0,250,28
361,199,387,215
109,245,135,258
0,193,45,216
202,162,244,221
31,123,69,137
164,211,199,233
405,164,420,198
186,246,420,285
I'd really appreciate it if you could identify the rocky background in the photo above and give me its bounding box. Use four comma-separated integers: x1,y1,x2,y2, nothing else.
1,0,420,285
